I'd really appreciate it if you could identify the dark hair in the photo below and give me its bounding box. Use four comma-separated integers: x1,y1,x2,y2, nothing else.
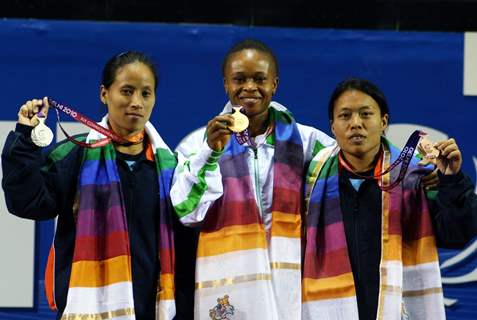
101,51,158,90
328,78,389,121
221,39,279,77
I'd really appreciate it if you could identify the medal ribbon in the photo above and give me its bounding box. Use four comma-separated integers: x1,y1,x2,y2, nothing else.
233,107,274,148
338,130,425,191
45,98,142,148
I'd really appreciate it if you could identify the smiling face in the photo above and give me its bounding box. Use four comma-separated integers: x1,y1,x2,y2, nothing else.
100,62,156,137
331,89,388,161
223,49,278,119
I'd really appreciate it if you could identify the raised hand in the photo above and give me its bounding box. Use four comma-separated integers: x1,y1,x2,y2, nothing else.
206,114,235,151
18,97,49,127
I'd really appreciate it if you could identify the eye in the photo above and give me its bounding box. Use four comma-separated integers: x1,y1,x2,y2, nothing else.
142,90,152,98
254,76,266,84
337,111,351,119
360,111,373,118
233,76,245,84
121,88,133,96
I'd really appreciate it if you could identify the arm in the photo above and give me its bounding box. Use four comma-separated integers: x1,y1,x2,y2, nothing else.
427,139,477,248
1,98,81,220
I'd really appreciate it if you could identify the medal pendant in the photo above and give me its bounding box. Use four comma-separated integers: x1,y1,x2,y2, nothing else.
228,106,249,133
31,117,54,147
417,136,439,165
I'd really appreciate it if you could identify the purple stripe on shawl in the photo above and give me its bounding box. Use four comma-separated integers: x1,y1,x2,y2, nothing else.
305,223,347,254
223,176,255,202
159,223,173,249
78,183,123,211
273,162,301,190
76,205,127,237
159,198,173,223
219,152,250,178
307,197,342,227
274,140,304,168
79,159,120,186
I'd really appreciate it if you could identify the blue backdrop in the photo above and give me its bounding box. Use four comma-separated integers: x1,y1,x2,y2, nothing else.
0,18,476,319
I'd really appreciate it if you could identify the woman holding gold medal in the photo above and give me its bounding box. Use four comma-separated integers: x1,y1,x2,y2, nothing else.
1,51,187,319
170,39,335,319
302,78,477,320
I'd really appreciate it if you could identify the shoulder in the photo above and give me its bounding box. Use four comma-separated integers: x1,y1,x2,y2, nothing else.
296,123,334,146
175,127,207,158
43,133,87,170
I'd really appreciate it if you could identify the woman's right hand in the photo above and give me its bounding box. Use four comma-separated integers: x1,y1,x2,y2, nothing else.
206,114,234,151
18,97,49,127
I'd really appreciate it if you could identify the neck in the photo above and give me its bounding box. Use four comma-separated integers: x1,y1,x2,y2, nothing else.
248,109,270,137
108,121,145,155
114,142,144,155
342,145,382,173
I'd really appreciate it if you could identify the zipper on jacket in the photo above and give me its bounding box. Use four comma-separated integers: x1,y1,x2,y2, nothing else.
252,148,264,218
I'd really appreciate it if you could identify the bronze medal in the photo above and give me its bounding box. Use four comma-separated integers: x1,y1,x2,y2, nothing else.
228,106,249,133
417,136,440,165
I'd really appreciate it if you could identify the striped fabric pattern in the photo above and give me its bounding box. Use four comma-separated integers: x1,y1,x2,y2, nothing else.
45,118,176,320
302,140,445,320
190,108,305,319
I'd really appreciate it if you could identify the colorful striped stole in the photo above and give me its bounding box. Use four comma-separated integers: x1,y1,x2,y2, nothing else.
302,140,445,320
45,118,177,320
194,108,304,320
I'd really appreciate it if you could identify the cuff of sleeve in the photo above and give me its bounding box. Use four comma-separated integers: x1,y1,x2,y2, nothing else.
198,141,223,165
438,170,465,185
15,123,34,136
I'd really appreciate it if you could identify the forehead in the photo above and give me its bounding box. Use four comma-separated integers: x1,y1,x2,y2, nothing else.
334,89,380,110
227,49,275,74
114,62,155,85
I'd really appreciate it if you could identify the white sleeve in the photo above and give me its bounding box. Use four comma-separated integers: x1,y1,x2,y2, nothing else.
171,127,224,226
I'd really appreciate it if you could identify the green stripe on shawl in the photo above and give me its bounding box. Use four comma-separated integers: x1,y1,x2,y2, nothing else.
41,135,87,171
82,143,116,161
155,148,178,171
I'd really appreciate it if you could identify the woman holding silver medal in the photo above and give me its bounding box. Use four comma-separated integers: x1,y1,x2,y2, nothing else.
302,78,477,320
170,39,335,319
1,51,194,320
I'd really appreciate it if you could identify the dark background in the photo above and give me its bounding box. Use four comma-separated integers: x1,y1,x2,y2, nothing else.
3,0,477,32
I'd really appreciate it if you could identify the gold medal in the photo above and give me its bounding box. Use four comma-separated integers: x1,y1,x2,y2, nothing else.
228,106,249,133
31,117,54,147
417,136,440,165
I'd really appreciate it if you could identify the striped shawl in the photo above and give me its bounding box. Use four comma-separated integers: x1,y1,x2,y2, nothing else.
45,117,177,320
194,108,304,320
302,140,445,320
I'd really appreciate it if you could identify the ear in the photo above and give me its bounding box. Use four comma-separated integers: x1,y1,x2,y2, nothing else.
99,85,107,105
223,77,229,95
330,119,336,137
272,76,279,95
381,113,389,132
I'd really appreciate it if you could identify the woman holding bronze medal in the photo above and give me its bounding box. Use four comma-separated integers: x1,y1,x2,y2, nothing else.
1,51,189,319
302,78,477,320
170,39,335,319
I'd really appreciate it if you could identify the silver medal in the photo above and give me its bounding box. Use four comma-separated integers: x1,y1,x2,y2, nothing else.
31,117,54,147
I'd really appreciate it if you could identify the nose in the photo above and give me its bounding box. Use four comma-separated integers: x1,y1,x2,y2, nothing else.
244,78,257,91
350,113,362,128
131,92,143,109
